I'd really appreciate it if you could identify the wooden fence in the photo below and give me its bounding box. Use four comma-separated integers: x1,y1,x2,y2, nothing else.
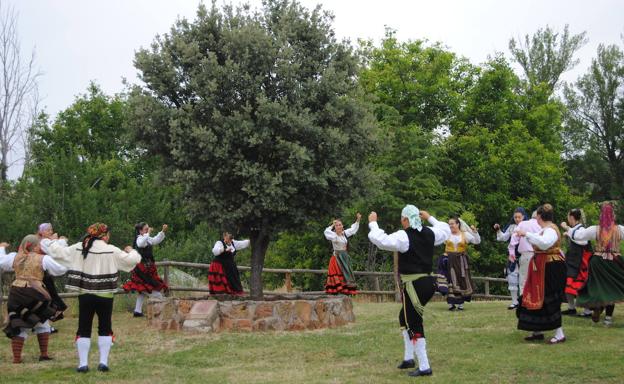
0,260,511,301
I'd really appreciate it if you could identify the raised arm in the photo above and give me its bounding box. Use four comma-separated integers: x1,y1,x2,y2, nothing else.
525,227,558,251
136,231,166,248
465,230,481,245
232,239,250,250
344,221,360,238
113,246,141,272
496,226,512,242
0,246,16,271
368,222,409,253
567,225,598,242
42,255,68,276
428,216,451,246
323,226,337,241
46,240,79,268
212,241,224,256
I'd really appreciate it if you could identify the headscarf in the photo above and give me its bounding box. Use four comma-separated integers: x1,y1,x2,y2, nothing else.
82,223,109,258
598,203,617,251
37,223,53,235
401,205,422,231
502,207,529,232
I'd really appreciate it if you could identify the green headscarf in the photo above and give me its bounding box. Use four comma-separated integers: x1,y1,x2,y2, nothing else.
401,205,422,231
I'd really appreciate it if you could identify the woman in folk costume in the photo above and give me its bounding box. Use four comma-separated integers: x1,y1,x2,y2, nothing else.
515,204,567,344
45,223,141,373
209,232,250,295
494,207,529,309
37,223,69,328
563,202,624,326
559,209,593,316
439,216,480,310
123,222,169,317
368,205,450,378
324,213,361,295
0,236,67,363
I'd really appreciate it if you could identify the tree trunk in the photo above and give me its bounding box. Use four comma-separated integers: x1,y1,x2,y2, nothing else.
249,227,271,299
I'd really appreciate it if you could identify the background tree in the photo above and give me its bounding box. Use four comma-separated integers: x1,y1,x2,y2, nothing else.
509,24,588,93
563,43,624,200
128,0,379,298
0,1,40,181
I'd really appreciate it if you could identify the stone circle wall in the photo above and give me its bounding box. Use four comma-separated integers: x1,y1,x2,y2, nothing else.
146,295,355,332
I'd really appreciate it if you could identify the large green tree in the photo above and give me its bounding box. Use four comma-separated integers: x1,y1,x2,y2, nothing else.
563,43,624,200
128,1,378,298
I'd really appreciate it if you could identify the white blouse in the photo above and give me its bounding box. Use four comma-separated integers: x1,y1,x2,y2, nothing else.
496,224,516,242
136,231,165,248
567,224,588,246
567,225,624,242
0,247,68,276
368,216,451,253
525,227,559,250
448,231,481,248
324,221,359,251
212,240,250,256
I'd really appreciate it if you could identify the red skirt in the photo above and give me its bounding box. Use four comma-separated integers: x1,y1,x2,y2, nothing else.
208,260,244,295
565,249,592,296
122,262,168,293
325,255,357,295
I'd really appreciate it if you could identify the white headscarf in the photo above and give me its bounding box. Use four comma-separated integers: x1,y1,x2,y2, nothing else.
401,205,422,231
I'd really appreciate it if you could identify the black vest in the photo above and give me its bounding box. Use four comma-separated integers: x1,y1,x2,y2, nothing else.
398,227,435,274
136,243,154,263
215,240,236,262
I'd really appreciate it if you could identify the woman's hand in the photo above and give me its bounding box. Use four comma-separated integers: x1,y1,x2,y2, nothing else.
471,225,478,233
493,223,500,231
356,212,362,222
419,210,431,221
560,222,569,231
515,230,527,237
0,242,9,249
368,211,378,223
124,246,134,253
162,224,169,232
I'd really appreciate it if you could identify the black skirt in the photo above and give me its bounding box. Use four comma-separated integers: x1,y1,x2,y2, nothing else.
3,286,57,338
517,260,566,332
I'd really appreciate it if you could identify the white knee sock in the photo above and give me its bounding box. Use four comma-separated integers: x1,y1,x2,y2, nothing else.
98,336,113,366
76,337,91,368
415,338,430,371
510,289,519,305
402,330,414,361
554,327,564,340
150,291,163,299
135,294,145,313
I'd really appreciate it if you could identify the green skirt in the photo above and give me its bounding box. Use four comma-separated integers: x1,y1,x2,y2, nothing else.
577,255,624,308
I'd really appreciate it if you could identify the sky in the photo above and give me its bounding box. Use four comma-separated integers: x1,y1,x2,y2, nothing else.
5,0,624,178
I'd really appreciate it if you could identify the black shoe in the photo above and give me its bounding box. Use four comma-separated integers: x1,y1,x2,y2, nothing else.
397,359,416,369
507,304,518,310
97,363,109,372
578,311,593,318
50,327,59,334
39,356,53,361
76,366,89,373
457,306,464,311
448,305,456,311
133,312,144,318
524,333,545,341
561,309,577,316
408,368,433,377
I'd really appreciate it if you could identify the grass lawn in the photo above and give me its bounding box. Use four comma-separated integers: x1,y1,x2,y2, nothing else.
0,300,622,383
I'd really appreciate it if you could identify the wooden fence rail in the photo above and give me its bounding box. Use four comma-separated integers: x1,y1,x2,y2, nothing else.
0,260,511,301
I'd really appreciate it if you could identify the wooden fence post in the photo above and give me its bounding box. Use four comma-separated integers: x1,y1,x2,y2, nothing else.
284,272,293,293
163,260,170,297
484,280,490,297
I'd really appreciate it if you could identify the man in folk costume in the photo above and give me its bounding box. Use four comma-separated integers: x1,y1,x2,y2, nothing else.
515,204,567,344
44,223,141,373
0,236,67,363
508,210,541,297
368,205,450,377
